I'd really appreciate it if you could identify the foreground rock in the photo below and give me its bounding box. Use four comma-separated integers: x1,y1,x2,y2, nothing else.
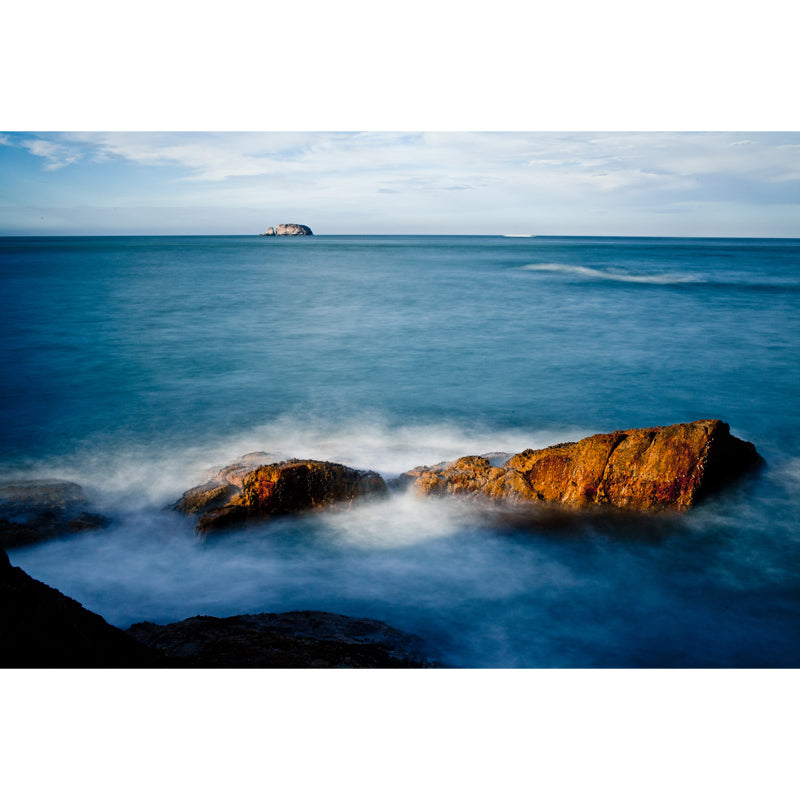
176,457,388,532
1,550,434,668
129,611,435,668
401,420,762,512
0,479,108,549
0,549,162,667
260,223,313,236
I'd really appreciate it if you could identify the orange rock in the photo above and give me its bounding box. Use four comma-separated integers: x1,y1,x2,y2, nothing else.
176,457,388,532
402,420,762,512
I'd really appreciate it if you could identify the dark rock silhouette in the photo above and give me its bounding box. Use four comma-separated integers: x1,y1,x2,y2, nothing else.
0,548,162,667
1,550,435,668
129,611,435,668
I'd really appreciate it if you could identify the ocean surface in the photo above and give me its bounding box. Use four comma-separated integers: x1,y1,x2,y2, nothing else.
2,234,799,667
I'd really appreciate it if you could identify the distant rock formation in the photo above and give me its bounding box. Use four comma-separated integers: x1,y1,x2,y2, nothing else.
399,420,763,512
0,479,108,549
260,223,313,236
175,457,388,532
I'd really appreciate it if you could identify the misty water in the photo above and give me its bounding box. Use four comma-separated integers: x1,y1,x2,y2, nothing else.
2,235,799,667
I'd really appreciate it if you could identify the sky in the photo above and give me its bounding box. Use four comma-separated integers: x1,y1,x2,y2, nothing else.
1,131,799,237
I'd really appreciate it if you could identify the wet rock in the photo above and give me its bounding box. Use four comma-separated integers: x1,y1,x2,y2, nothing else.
0,479,108,549
401,420,763,512
0,549,163,667
175,457,389,532
129,611,437,668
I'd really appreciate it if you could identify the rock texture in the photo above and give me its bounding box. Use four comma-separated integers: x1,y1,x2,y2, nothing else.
400,420,762,512
129,611,435,668
0,548,163,667
0,479,107,549
260,224,313,236
176,457,389,532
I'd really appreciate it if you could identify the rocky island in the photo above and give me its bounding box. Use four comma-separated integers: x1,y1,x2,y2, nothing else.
260,224,313,236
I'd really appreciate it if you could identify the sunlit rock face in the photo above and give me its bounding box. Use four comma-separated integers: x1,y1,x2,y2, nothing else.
401,420,763,512
175,458,388,532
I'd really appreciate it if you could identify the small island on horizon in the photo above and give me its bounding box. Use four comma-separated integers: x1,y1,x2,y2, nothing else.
260,224,313,236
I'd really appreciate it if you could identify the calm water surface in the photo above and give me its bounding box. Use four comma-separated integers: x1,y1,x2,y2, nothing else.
2,235,799,666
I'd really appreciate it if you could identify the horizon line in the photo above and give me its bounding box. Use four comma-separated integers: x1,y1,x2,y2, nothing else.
1,233,800,241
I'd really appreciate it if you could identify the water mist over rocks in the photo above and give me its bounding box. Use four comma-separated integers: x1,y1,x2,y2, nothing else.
172,420,762,533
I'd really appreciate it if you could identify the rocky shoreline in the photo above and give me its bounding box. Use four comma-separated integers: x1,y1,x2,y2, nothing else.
0,549,436,668
0,419,764,667
1,420,763,544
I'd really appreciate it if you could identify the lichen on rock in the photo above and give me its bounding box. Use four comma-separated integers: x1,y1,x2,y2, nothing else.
400,420,763,513
175,457,388,532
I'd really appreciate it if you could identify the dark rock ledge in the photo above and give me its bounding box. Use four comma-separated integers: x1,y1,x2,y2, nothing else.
0,550,436,668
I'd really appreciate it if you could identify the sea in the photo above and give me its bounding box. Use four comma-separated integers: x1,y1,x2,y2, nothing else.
2,234,799,667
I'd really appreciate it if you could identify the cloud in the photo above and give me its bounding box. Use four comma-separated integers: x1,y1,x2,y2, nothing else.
19,137,84,169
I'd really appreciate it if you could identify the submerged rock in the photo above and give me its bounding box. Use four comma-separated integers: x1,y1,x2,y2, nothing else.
176,457,389,532
129,611,436,668
0,479,108,549
400,420,763,512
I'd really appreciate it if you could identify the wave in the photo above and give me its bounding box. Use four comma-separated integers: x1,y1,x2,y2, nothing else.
518,263,703,285
518,262,800,291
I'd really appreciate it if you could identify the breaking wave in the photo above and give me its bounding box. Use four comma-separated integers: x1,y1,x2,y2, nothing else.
518,262,800,290
518,262,703,284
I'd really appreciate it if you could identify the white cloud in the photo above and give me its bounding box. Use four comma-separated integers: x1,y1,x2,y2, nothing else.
19,137,83,169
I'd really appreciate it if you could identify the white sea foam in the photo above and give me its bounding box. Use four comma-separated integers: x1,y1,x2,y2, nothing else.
318,493,479,550
518,262,703,285
3,414,590,511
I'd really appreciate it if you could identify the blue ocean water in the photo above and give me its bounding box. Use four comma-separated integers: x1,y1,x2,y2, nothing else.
2,234,799,667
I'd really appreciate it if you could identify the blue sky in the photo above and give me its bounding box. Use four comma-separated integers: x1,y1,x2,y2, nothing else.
1,131,799,236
